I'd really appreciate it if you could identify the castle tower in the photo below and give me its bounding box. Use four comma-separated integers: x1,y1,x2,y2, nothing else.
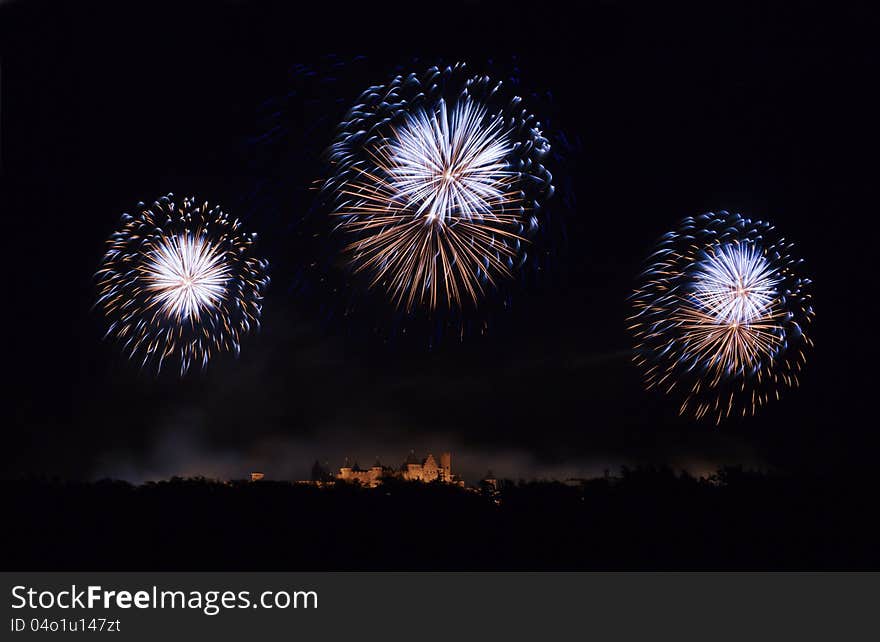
370,458,384,486
404,449,422,480
339,457,353,481
423,454,438,481
440,452,452,482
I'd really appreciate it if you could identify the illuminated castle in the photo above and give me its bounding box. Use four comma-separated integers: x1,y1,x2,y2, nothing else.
334,451,463,487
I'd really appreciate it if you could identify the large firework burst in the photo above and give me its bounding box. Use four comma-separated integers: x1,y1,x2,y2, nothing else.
629,212,814,423
95,195,270,374
323,63,554,312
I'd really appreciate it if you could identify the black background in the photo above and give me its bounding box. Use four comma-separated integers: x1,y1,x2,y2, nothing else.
2,0,878,483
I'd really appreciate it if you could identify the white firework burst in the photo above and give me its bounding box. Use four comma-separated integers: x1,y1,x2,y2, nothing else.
324,64,554,317
384,98,515,223
95,195,269,375
337,97,523,311
143,233,231,322
680,242,784,381
690,243,779,326
629,212,814,423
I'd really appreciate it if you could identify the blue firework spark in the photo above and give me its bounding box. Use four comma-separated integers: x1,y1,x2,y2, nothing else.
629,212,814,423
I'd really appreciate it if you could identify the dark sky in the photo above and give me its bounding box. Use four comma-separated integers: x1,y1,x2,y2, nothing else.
3,0,878,483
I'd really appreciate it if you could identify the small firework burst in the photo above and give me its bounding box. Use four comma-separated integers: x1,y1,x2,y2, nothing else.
324,63,554,313
95,195,270,374
629,212,814,423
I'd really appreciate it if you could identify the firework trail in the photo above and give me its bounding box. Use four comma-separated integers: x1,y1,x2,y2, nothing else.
629,212,814,423
324,63,554,312
95,195,270,375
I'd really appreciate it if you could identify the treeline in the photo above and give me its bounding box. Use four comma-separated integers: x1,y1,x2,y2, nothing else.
3,467,877,570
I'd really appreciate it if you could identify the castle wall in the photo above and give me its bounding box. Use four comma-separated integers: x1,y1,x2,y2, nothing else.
338,467,383,487
339,453,458,486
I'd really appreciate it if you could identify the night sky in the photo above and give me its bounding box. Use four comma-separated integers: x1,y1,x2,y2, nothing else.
3,0,878,483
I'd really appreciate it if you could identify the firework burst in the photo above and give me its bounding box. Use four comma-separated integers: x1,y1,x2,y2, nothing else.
95,195,270,374
629,212,814,423
324,63,554,312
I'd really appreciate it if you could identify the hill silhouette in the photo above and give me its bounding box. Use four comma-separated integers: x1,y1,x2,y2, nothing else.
4,467,877,570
